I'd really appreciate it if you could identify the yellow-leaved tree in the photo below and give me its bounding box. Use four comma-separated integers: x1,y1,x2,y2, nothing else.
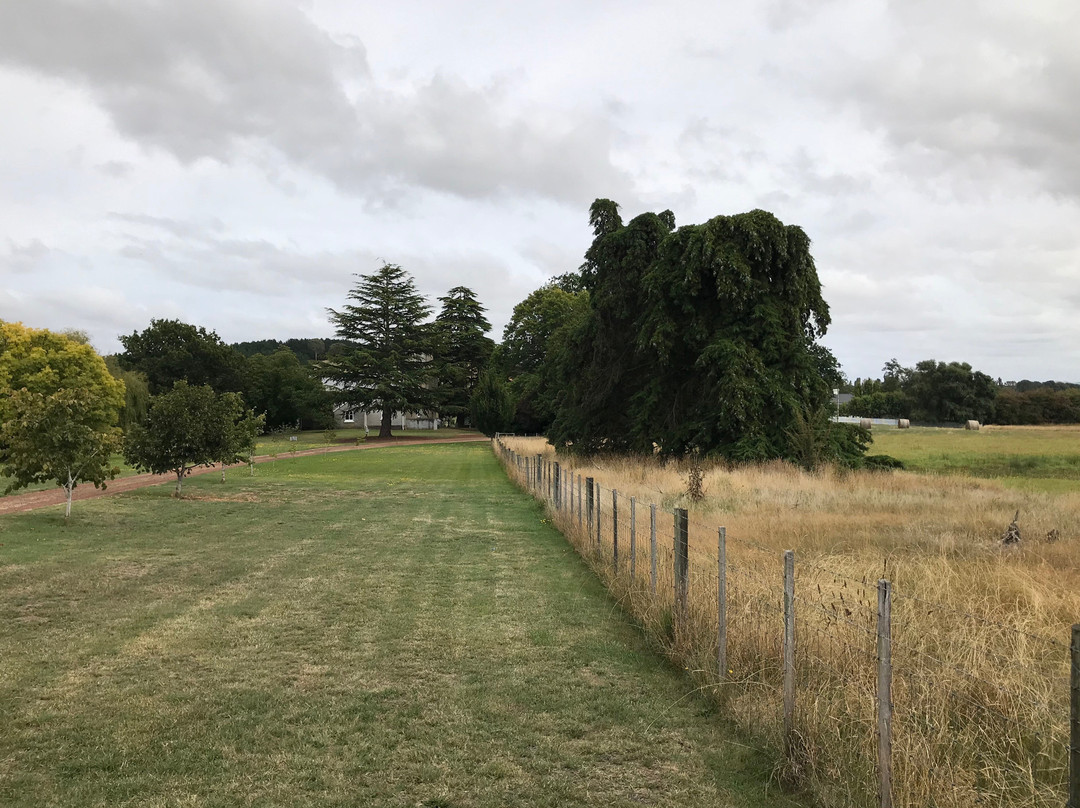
0,322,125,518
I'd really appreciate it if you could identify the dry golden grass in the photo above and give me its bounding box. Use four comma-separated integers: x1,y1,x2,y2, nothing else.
499,436,1077,808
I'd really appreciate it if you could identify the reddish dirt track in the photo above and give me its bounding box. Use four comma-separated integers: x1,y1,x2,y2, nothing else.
0,434,490,516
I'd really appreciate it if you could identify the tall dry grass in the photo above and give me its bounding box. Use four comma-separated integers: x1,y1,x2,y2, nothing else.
497,436,1077,808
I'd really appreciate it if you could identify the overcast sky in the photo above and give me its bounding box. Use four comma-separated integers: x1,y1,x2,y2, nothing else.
2,0,1078,382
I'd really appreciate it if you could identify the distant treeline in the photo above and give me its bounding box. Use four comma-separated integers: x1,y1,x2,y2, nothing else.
842,362,1080,425
230,338,360,364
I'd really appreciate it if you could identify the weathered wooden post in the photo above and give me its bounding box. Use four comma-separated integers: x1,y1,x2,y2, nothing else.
650,503,657,594
553,462,561,510
783,550,796,755
586,477,595,533
630,497,637,579
577,475,583,527
612,489,619,571
877,579,894,808
1069,623,1080,808
595,483,602,555
717,527,727,683
674,508,689,627
535,455,542,492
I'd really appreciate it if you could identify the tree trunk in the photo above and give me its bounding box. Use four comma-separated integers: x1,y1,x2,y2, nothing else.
221,464,226,483
380,404,393,438
175,469,184,496
65,474,74,519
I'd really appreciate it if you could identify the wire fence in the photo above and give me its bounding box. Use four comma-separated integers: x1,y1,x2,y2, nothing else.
494,439,1079,808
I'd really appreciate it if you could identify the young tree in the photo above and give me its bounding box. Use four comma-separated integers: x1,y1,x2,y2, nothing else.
0,388,123,518
208,392,265,482
124,381,257,495
318,263,434,439
0,322,126,517
432,286,494,426
118,318,244,394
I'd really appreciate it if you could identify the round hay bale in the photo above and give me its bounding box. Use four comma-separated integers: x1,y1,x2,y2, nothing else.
897,419,910,429
859,418,873,430
965,420,980,430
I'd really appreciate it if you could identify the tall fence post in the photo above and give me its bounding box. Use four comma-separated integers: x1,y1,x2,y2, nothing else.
553,462,561,510
577,475,583,527
612,490,619,571
595,483,602,554
783,549,796,755
630,497,637,579
586,477,594,534
650,504,657,594
1069,623,1080,808
718,527,727,683
877,579,894,808
674,508,689,627
535,455,541,493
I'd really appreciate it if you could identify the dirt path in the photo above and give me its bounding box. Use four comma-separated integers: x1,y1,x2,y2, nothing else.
0,434,490,516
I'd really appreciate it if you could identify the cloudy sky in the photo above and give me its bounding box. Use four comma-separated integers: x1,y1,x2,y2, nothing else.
1,0,1077,382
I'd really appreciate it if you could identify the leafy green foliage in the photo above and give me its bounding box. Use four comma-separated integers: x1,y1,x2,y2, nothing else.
242,349,333,430
547,202,840,462
497,285,589,433
118,318,244,394
845,358,997,423
0,388,122,517
0,321,125,428
0,323,125,516
469,369,515,436
317,263,434,438
431,286,494,425
124,382,261,495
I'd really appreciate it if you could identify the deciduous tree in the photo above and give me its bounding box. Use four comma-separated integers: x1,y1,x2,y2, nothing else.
124,381,259,495
118,318,244,394
0,322,125,517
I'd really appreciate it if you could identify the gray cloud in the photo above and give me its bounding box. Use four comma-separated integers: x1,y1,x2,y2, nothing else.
816,2,1080,200
0,0,630,205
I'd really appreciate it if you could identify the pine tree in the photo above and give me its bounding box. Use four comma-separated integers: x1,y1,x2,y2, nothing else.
319,264,433,438
432,287,493,426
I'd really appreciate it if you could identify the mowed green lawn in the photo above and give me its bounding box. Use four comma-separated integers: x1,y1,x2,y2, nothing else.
0,443,796,808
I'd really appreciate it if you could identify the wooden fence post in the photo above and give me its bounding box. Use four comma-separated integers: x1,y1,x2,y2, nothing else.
650,504,657,594
1068,623,1080,808
674,508,689,626
783,549,796,755
595,483,602,555
586,477,594,534
577,475,583,527
718,527,727,683
535,455,542,492
612,490,619,571
877,579,894,808
553,462,561,510
630,497,637,579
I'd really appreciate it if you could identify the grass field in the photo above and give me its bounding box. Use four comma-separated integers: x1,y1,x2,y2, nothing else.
870,423,1080,488
500,428,1079,807
0,443,800,807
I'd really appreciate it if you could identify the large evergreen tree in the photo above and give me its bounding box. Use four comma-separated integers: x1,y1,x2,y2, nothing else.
432,286,494,426
318,263,433,438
